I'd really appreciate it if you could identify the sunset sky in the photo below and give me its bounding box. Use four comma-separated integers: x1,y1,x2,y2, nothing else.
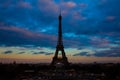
0,0,120,63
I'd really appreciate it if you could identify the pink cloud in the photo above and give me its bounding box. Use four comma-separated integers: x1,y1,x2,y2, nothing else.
73,11,87,20
2,0,32,9
0,22,4,25
90,36,110,47
17,1,32,9
106,16,116,21
64,2,76,8
0,26,57,41
79,3,88,8
37,0,77,17
61,1,76,9
38,0,58,15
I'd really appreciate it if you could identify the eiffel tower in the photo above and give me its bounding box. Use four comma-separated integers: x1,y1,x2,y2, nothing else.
51,13,69,66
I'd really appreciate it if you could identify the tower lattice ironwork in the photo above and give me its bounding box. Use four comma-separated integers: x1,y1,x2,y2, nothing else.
51,13,69,66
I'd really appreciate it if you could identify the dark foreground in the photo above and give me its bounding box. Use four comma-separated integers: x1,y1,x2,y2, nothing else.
0,63,120,80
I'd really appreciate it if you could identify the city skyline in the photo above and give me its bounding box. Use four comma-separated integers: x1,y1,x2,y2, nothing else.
0,0,120,63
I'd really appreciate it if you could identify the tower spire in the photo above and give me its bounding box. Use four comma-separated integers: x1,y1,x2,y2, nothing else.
58,11,62,45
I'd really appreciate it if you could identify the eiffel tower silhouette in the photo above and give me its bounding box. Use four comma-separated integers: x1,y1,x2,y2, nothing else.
51,13,69,66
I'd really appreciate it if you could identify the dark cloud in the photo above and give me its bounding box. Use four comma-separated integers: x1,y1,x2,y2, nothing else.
18,52,25,54
32,51,47,55
94,47,120,57
94,52,120,57
32,51,53,55
73,53,81,56
32,52,41,55
3,50,13,54
38,51,46,54
73,52,90,56
77,47,85,50
45,53,53,55
73,47,120,57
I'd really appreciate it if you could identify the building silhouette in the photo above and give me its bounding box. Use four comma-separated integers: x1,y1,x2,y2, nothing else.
51,13,69,66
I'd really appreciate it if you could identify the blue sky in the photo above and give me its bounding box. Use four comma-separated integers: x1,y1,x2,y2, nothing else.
0,0,120,63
